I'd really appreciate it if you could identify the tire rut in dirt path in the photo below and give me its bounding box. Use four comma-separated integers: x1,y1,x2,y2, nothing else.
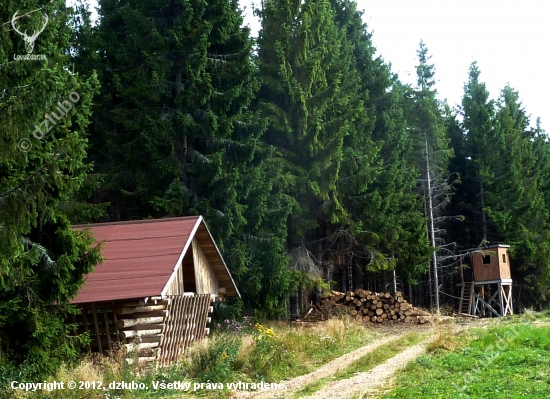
300,336,436,399
231,331,412,399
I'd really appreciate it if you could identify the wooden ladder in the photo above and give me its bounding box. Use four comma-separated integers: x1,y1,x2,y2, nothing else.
459,282,474,314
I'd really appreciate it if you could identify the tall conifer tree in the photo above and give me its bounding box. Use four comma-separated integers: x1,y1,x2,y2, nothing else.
489,87,550,304
78,0,293,316
330,0,430,287
460,62,497,246
256,0,369,278
0,0,101,376
449,65,550,305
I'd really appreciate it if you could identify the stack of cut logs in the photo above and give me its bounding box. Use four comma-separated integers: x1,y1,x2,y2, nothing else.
320,289,432,324
115,297,170,361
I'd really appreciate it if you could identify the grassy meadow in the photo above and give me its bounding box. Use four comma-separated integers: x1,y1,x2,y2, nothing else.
11,317,380,399
7,311,550,399
377,311,550,399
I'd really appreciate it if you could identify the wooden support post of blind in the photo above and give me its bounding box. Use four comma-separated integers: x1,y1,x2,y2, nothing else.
91,303,102,353
458,285,465,313
102,305,112,351
474,292,500,317
479,285,485,317
501,284,508,316
486,288,500,309
472,290,478,316
507,285,513,315
498,283,504,316
468,281,475,314
500,283,513,316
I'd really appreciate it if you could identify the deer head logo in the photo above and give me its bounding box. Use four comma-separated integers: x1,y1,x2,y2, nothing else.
11,10,49,54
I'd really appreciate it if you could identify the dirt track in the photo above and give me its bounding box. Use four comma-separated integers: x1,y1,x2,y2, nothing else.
231,327,436,399
300,337,435,399
231,319,474,399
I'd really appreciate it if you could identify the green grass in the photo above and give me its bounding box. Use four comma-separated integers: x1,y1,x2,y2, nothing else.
294,333,425,398
17,313,550,399
20,318,381,399
380,322,550,398
270,319,382,375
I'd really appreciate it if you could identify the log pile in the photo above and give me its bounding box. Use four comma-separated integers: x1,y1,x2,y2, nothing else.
320,289,432,324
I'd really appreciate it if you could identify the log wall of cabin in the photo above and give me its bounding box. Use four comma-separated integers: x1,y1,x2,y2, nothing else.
192,237,219,294
75,298,171,362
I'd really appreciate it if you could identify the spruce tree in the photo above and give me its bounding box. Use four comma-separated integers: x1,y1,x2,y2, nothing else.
0,0,101,376
450,65,550,305
328,0,430,292
256,0,368,269
523,121,550,304
489,87,550,304
79,0,294,316
460,62,497,246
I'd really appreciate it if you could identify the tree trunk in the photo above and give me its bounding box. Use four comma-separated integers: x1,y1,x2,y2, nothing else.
425,135,439,313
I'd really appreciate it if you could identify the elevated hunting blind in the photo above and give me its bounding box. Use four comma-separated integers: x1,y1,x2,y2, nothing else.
458,244,513,317
472,245,511,281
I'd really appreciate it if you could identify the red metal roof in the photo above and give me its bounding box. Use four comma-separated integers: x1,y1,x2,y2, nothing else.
71,217,200,304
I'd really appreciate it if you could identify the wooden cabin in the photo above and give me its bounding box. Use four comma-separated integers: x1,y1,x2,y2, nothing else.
458,244,513,317
70,216,239,366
